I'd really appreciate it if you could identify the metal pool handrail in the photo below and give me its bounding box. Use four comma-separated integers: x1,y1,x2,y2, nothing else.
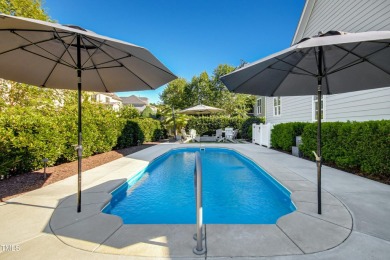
193,151,206,255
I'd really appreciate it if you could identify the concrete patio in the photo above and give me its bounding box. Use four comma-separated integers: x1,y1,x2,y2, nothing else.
0,143,389,259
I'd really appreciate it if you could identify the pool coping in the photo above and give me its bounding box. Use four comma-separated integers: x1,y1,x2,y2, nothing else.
47,143,353,258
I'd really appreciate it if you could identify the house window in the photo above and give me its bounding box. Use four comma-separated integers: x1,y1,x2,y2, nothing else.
273,97,281,116
256,98,262,115
313,95,325,121
105,97,110,103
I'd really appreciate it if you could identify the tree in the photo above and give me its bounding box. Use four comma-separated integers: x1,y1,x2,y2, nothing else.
159,105,189,136
119,105,140,119
141,106,155,118
159,78,187,109
0,0,51,21
159,64,256,117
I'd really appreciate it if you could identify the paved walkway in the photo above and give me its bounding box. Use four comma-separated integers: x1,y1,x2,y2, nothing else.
0,143,389,259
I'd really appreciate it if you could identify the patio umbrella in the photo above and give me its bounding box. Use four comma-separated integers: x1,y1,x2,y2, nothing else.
178,104,225,115
221,30,390,214
0,14,176,212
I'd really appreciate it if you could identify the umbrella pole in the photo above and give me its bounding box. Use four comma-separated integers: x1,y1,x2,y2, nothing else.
76,35,83,213
317,85,322,215
316,46,323,215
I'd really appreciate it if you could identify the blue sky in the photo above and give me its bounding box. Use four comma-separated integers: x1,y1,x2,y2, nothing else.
44,0,305,103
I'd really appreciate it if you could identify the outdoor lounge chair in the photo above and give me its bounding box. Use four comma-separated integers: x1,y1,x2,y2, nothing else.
216,129,224,142
181,128,194,143
190,129,197,139
225,128,236,142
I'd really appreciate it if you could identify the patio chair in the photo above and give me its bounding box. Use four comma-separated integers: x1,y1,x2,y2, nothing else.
190,129,197,139
180,128,192,143
216,129,224,142
225,127,235,142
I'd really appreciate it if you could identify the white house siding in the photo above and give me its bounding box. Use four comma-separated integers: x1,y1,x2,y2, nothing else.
326,87,390,122
266,96,313,124
295,0,390,42
266,0,390,125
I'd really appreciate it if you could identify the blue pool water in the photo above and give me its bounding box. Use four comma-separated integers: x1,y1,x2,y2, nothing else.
103,148,295,224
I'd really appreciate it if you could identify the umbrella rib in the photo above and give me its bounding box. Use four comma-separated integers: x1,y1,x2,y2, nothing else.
326,59,365,76
273,56,316,77
41,41,75,87
330,43,390,76
269,48,313,96
17,47,75,69
323,42,362,75
0,34,56,55
82,36,155,89
267,67,313,76
92,36,176,78
9,30,76,68
53,29,78,68
84,65,124,70
80,37,106,68
80,37,109,92
82,56,130,70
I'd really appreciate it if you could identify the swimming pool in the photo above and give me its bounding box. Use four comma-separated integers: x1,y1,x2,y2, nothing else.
103,148,295,224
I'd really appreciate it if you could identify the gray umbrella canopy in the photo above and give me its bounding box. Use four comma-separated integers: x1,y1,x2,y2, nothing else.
0,14,176,91
221,30,390,214
222,31,390,96
0,14,177,212
178,104,225,115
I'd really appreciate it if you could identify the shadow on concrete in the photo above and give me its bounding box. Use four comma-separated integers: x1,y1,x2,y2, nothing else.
44,179,202,258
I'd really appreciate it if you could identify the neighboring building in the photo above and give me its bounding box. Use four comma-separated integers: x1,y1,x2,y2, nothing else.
253,96,266,117
121,95,152,113
266,0,390,124
92,92,122,111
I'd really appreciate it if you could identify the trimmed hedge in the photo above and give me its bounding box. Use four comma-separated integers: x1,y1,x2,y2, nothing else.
187,116,246,137
0,103,163,177
270,120,390,177
129,118,163,142
0,106,65,175
115,120,144,149
271,122,308,152
300,120,390,175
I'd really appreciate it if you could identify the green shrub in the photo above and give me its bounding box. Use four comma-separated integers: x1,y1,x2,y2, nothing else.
58,102,122,161
300,120,390,176
187,116,246,137
116,117,162,148
0,106,65,175
116,120,143,148
132,118,162,142
271,122,308,151
0,100,125,175
241,117,264,140
141,106,156,118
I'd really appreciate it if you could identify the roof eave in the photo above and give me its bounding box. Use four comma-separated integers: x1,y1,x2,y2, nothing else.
291,0,316,46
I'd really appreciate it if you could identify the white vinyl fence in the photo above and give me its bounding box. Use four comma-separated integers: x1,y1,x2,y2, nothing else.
252,123,273,148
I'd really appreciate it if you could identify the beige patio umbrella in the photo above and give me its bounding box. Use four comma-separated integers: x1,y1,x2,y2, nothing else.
178,104,225,115
0,13,177,212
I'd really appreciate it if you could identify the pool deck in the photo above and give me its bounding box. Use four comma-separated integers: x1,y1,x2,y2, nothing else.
1,143,389,259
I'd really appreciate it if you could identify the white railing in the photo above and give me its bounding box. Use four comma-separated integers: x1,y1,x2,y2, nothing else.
252,123,273,148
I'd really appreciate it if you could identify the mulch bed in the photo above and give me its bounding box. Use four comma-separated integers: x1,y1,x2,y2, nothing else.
0,142,162,202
